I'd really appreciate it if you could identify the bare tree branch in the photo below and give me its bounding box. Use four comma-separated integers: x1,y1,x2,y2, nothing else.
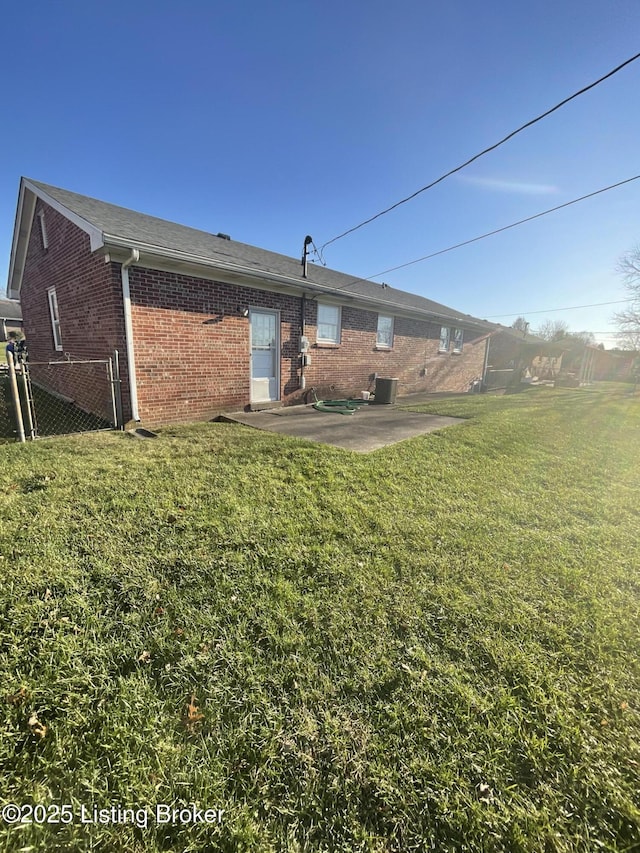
613,247,640,349
535,319,570,341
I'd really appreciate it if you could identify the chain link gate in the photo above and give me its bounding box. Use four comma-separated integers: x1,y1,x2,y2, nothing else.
4,352,123,441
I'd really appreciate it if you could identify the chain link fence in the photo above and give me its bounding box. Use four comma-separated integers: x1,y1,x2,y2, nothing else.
2,354,122,441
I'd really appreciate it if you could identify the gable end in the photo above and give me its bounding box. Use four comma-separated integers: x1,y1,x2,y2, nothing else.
7,178,104,297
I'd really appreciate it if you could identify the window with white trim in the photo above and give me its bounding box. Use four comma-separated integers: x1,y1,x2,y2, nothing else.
47,287,63,351
439,326,450,353
317,303,341,344
453,328,464,353
376,314,394,348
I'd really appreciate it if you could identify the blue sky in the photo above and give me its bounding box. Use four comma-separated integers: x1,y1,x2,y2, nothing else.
1,0,638,346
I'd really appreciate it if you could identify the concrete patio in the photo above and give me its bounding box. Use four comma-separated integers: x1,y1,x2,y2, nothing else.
218,400,465,452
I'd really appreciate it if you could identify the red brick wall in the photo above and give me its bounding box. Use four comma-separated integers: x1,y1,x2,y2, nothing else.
129,269,301,424
19,207,488,429
303,300,487,400
19,203,129,421
129,268,488,425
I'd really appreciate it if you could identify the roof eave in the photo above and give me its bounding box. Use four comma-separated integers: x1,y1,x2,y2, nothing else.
6,180,34,299
103,235,491,329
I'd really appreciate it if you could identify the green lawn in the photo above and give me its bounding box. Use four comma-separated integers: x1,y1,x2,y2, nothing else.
1,385,639,852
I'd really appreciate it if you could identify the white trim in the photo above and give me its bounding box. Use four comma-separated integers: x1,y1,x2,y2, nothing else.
120,250,140,422
102,237,484,329
249,307,281,403
376,314,394,348
6,178,489,332
6,186,35,298
7,179,105,297
47,286,63,351
23,179,104,251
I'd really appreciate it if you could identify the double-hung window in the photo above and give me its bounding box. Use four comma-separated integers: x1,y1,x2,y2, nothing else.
439,326,450,353
317,303,341,344
376,315,394,348
47,287,63,351
439,326,464,353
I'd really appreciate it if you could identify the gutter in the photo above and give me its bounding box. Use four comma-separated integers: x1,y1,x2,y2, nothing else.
120,249,140,422
103,235,491,331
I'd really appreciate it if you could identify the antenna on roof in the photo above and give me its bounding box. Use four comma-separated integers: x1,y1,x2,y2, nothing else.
302,235,313,279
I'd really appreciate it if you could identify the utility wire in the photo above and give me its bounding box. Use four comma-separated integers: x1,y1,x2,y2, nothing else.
319,51,640,252
335,174,640,291
486,300,632,318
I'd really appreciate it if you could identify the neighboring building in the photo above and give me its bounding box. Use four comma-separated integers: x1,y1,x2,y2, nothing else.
7,178,493,427
484,325,547,388
591,348,636,382
531,353,563,380
0,298,23,342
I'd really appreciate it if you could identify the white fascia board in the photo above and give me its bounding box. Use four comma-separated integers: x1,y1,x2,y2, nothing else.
6,183,35,298
103,236,487,328
7,180,106,297
22,179,104,252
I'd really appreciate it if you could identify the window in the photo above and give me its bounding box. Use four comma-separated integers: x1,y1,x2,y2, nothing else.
376,315,394,348
317,303,341,344
37,211,48,250
47,287,62,351
439,326,450,353
453,328,464,353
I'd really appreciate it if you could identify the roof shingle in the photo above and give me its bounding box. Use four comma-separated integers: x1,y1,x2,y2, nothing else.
28,179,491,328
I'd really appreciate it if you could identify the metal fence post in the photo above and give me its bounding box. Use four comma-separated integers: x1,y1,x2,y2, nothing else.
113,350,124,429
6,351,25,443
19,363,36,440
107,357,118,429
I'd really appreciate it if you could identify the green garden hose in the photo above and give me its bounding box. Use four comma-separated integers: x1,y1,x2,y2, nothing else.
312,399,371,415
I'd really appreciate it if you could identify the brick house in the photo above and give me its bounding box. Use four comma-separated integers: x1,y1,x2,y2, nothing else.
7,178,493,427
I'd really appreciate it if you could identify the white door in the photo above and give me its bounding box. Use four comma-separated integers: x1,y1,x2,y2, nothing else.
250,309,279,403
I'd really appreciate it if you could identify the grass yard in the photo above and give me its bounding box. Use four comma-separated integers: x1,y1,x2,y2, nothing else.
1,384,639,852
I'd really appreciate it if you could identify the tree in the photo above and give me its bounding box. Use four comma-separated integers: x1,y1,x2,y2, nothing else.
535,319,570,342
613,246,640,350
511,316,530,334
571,330,596,346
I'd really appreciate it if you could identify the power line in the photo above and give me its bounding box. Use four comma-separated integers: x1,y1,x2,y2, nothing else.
319,50,640,253
335,174,639,289
486,299,632,318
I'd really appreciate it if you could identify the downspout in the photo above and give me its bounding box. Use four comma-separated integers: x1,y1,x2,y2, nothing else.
300,293,306,390
299,236,313,393
121,249,140,421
